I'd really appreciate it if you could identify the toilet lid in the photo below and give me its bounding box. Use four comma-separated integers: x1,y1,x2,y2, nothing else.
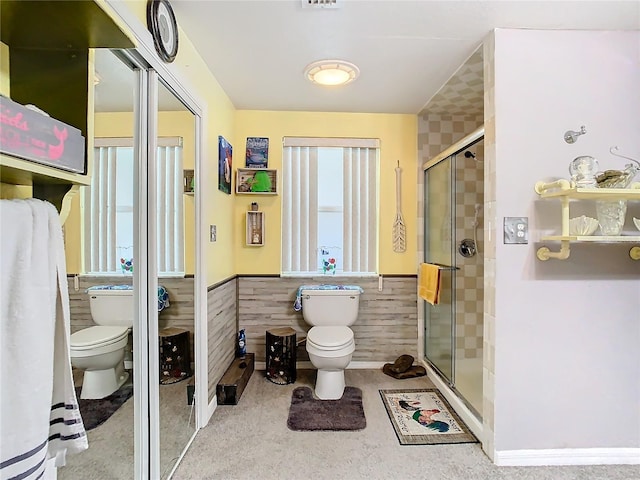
307,326,353,350
71,326,128,350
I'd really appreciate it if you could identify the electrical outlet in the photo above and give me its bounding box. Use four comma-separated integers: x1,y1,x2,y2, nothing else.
210,225,217,242
504,217,528,244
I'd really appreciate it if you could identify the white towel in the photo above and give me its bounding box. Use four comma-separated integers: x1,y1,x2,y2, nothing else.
0,199,87,480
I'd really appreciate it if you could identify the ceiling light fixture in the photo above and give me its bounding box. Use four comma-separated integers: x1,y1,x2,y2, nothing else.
304,59,359,87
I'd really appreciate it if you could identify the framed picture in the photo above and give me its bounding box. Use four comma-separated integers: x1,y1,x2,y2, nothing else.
245,137,269,168
218,135,232,194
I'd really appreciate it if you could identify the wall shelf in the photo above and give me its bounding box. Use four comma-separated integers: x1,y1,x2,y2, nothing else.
236,168,278,195
0,0,135,213
534,179,640,261
246,211,265,246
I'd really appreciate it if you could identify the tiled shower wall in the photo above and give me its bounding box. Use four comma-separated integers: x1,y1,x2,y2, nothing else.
237,276,418,365
417,114,484,362
482,33,497,460
455,144,484,359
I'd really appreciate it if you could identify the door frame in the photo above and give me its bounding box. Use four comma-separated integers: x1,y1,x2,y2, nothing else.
101,2,207,478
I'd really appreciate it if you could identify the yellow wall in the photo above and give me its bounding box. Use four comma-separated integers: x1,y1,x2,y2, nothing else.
119,0,237,285
115,2,418,280
234,111,418,275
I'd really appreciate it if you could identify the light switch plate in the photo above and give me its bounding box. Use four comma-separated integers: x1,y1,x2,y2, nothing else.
210,225,217,242
504,217,528,244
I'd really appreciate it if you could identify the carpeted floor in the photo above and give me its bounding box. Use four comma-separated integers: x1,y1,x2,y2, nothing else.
59,379,195,480
172,369,640,480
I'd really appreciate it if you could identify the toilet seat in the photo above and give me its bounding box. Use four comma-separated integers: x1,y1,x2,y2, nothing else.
307,326,353,350
71,326,129,357
306,326,355,358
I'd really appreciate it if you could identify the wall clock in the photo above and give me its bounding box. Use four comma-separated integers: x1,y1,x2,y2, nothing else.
147,0,179,63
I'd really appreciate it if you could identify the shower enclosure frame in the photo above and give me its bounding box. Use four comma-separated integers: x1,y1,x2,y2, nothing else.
421,126,484,439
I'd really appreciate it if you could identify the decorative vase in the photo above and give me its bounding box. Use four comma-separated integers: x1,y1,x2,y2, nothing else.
596,200,627,236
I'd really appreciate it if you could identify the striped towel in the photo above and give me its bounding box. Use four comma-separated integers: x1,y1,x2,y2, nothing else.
0,199,87,480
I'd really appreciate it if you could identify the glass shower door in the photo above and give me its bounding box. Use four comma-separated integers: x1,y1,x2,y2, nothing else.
423,155,454,382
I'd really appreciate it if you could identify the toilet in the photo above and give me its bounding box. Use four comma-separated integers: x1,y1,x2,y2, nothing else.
300,285,363,400
70,286,133,399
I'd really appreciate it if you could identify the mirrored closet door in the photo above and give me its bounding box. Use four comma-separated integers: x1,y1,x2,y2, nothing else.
154,78,198,479
61,48,139,480
61,49,201,480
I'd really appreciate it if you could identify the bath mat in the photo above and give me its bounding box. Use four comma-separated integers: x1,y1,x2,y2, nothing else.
379,388,477,445
76,384,133,431
287,386,366,431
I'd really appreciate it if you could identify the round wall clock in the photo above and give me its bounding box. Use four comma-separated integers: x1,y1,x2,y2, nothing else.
147,0,179,63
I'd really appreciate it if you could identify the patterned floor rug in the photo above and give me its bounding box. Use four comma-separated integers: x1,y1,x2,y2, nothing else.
287,386,366,431
379,388,478,445
76,384,134,431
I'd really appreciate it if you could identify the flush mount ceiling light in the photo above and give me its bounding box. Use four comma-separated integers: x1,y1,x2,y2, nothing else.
304,60,360,86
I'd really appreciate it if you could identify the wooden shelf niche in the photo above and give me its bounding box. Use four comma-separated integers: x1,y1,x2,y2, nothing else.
246,211,264,246
236,168,278,195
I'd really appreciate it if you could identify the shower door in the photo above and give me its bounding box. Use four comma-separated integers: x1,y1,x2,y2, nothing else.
423,155,455,381
423,131,484,418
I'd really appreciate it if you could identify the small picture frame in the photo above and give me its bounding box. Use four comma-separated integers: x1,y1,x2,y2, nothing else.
245,137,269,168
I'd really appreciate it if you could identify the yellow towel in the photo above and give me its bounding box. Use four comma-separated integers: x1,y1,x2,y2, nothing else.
419,263,441,305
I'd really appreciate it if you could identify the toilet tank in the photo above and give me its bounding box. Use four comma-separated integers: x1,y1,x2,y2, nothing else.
87,286,134,327
300,287,362,327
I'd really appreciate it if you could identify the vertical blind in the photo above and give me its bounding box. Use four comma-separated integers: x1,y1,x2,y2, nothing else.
342,146,377,273
282,137,378,275
282,146,318,273
85,137,184,275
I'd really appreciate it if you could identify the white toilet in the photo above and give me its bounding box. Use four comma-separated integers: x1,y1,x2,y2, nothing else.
301,286,362,400
70,286,133,399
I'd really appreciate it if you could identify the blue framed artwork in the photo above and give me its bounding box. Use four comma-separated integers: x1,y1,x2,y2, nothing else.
218,135,232,194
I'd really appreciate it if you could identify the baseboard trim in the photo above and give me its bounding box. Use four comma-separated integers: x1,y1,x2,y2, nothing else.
348,361,387,369
254,361,387,370
206,396,217,424
494,448,640,466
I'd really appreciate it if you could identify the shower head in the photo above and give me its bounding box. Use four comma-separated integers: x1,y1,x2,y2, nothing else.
464,150,483,163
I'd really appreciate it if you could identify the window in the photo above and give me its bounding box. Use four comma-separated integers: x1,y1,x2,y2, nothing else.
281,137,378,275
83,137,184,276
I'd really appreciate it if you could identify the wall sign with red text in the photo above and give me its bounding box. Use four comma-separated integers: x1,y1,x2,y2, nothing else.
0,95,85,174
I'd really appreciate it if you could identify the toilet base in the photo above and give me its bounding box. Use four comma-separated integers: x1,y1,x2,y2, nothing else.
80,362,129,400
314,369,346,400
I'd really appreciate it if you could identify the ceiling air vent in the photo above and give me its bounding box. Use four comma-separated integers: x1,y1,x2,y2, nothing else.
302,0,340,9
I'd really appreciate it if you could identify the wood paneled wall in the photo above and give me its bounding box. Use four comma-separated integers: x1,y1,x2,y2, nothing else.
206,277,237,403
68,274,418,407
67,275,195,369
238,276,418,365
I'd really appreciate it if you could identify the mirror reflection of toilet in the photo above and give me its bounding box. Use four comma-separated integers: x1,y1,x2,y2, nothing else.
300,285,363,400
70,286,133,399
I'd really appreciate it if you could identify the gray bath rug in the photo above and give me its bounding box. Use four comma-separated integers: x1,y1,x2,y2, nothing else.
287,386,366,431
76,384,133,431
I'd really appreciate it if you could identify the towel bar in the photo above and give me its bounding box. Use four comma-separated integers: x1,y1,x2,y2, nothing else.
425,263,459,271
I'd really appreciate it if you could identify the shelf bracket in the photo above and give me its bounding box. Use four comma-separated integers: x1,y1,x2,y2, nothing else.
534,179,571,194
537,241,571,261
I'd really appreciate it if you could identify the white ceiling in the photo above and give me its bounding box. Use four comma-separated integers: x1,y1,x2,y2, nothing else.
169,0,639,115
